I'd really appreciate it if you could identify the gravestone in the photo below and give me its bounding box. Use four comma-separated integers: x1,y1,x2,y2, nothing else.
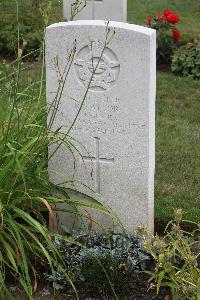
46,20,156,232
63,0,127,22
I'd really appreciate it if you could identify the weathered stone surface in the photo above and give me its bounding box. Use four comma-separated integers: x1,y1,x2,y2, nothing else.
46,20,156,232
63,0,127,22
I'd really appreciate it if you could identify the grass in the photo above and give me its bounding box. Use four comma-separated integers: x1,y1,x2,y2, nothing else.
156,71,200,222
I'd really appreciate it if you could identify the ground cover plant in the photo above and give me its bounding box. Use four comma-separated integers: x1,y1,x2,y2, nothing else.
44,231,151,295
42,212,199,300
172,38,200,79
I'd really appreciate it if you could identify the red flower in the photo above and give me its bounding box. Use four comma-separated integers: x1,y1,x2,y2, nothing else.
160,15,167,21
145,15,152,25
156,12,162,19
156,12,166,21
172,29,181,41
163,9,173,16
166,13,180,23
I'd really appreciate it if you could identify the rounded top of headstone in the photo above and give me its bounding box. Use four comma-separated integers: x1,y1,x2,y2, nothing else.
47,20,156,37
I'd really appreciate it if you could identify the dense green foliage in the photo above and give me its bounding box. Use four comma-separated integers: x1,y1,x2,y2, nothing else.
45,231,151,295
0,0,62,58
155,28,178,66
171,39,200,79
0,55,66,298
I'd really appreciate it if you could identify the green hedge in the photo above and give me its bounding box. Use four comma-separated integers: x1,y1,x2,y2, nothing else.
0,0,62,58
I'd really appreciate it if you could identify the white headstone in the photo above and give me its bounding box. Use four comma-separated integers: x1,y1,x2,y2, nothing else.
46,20,156,233
63,0,127,22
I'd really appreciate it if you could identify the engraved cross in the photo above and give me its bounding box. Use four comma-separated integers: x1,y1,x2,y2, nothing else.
83,137,114,194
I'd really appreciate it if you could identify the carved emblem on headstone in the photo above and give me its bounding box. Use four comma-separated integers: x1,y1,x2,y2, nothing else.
74,40,120,91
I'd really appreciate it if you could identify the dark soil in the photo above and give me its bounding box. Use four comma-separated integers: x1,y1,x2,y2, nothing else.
154,218,198,235
8,273,171,300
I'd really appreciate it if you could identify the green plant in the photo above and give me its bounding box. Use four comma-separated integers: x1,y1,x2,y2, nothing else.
0,58,71,299
70,0,87,21
0,39,83,296
171,39,200,79
0,0,58,59
0,0,88,58
0,13,121,297
145,10,181,65
145,209,200,300
45,231,151,295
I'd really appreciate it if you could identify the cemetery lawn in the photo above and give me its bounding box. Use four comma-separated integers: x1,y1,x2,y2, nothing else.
0,62,199,224
156,71,200,224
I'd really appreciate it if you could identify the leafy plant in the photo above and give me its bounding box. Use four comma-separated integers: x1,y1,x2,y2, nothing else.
44,231,151,296
0,10,121,297
145,9,181,65
0,0,58,59
171,39,200,79
145,209,200,300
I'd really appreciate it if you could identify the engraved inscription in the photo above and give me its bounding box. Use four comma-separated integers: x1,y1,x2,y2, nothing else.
74,40,120,91
83,137,114,193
